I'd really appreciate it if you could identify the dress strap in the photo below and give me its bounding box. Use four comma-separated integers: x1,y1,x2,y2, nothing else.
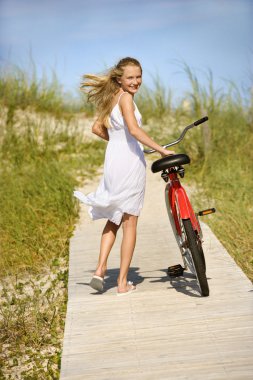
117,91,128,104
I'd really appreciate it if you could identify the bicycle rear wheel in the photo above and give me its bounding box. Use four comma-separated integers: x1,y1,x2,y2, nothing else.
182,219,209,297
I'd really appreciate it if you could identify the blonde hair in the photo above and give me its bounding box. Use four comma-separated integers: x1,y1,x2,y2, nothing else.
81,57,142,127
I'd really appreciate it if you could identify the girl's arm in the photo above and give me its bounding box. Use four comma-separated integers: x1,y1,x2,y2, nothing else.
120,93,175,156
92,119,109,141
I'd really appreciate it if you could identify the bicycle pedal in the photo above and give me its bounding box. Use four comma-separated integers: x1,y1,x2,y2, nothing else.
198,208,216,216
167,264,185,277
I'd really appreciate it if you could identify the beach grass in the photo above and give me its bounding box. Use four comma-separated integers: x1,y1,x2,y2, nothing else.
0,66,105,378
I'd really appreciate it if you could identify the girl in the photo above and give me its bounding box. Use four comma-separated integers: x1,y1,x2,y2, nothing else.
74,57,175,295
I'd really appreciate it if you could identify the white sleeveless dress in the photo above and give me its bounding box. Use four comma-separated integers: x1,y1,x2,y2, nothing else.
74,92,146,225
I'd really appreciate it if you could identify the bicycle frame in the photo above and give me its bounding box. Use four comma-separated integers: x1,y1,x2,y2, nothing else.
164,167,204,278
164,169,202,237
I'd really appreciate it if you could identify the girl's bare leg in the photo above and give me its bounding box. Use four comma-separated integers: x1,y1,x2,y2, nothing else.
94,220,121,278
117,213,138,292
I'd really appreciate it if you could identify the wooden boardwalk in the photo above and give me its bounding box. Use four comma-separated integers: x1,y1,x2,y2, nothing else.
60,162,253,380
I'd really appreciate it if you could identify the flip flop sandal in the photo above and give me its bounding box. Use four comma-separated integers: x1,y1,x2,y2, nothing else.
117,281,136,296
167,264,185,277
89,275,104,292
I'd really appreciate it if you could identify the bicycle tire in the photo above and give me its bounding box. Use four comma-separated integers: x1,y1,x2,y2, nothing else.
182,219,209,297
197,240,206,273
195,214,206,272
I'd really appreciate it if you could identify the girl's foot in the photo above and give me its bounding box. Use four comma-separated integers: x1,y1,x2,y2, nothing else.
117,281,136,296
94,266,107,279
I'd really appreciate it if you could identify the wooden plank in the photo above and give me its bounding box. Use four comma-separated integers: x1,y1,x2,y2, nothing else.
60,162,253,380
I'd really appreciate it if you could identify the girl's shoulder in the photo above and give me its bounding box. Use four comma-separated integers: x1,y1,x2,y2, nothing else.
110,91,135,118
118,92,134,110
118,91,132,102
110,91,129,110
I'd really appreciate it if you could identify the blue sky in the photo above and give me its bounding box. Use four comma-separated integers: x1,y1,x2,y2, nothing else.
0,0,252,100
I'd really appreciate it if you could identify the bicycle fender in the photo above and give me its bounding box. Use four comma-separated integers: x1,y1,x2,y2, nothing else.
165,184,181,236
175,188,200,232
175,188,192,220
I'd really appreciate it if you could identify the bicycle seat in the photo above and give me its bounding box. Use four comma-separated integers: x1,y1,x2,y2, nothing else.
151,154,190,173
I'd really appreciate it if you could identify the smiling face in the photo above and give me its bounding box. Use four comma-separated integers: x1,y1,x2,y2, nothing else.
118,65,142,95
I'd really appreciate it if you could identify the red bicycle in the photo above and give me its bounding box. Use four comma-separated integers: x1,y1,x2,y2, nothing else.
145,117,215,297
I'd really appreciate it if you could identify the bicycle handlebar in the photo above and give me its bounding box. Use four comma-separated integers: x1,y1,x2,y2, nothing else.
144,116,208,154
194,116,208,126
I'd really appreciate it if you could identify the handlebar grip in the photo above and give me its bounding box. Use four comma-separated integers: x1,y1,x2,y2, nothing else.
194,116,208,126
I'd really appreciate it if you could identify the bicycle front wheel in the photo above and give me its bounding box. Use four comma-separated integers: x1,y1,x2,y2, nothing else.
182,219,209,297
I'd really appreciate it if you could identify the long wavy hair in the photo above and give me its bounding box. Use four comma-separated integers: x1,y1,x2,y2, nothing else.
81,57,142,128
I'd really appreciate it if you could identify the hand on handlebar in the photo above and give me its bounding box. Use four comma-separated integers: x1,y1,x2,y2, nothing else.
160,148,175,157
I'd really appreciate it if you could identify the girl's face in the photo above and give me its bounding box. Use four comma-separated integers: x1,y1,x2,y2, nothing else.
118,65,142,95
